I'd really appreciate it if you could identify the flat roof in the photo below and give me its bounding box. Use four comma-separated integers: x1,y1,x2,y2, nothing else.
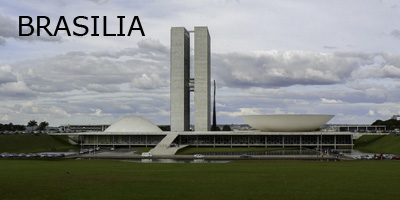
51,131,354,136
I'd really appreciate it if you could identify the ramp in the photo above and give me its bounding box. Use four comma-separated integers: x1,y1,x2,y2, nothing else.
150,133,187,155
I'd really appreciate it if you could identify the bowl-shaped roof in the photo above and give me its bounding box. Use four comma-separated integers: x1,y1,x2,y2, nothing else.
239,114,334,132
104,117,162,132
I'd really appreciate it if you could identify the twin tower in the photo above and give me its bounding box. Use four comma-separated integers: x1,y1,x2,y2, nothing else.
170,27,211,132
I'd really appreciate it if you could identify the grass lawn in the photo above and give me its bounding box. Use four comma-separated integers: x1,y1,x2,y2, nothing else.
355,134,400,155
0,159,399,200
0,135,76,153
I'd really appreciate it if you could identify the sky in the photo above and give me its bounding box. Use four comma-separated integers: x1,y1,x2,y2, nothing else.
0,0,400,126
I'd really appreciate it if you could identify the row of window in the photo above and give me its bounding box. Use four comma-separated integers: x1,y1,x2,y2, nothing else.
81,135,352,145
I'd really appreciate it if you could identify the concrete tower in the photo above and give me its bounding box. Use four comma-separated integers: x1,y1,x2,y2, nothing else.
170,27,190,132
194,27,211,131
170,26,211,132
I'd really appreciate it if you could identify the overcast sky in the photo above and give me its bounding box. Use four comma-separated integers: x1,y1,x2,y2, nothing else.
1,0,400,126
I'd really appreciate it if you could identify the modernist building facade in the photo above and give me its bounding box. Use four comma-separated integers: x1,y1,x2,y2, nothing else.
78,132,353,149
59,124,110,132
57,26,355,151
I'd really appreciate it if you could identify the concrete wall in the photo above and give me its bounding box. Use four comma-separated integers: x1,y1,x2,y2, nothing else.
194,27,211,131
170,27,190,131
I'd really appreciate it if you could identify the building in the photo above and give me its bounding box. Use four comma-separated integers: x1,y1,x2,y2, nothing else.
55,26,355,154
170,27,211,131
330,125,386,132
71,116,352,150
59,124,110,132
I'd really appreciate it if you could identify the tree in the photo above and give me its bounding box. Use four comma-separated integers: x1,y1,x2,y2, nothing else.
222,125,232,131
27,120,38,132
37,121,49,132
0,123,25,131
211,126,221,131
371,119,400,130
158,125,170,131
372,120,383,125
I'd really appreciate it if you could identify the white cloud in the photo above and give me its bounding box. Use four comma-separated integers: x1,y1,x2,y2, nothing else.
273,108,286,114
137,39,168,54
214,51,361,88
369,110,375,116
6,39,169,94
219,107,263,117
10,101,39,114
321,98,343,104
1,115,10,122
0,65,17,84
0,80,36,99
131,73,168,89
0,13,63,44
377,108,394,118
86,83,120,93
1,1,400,126
216,103,226,108
391,29,400,40
90,109,110,117
82,0,109,4
0,37,5,45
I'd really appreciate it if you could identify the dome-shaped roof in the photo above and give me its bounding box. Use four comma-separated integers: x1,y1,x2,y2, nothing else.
104,117,162,132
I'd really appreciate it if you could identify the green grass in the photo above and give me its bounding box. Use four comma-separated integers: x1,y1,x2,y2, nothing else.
0,134,76,153
0,159,399,199
176,146,298,155
355,134,400,154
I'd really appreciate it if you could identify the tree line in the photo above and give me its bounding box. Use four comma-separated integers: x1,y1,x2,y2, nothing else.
0,120,49,132
372,119,400,130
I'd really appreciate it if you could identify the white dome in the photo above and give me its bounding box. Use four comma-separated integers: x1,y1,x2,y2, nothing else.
104,117,162,132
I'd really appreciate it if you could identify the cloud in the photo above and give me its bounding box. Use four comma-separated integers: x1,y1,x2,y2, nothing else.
90,109,111,117
0,65,18,84
0,13,62,45
219,107,263,117
82,0,109,4
0,13,18,38
86,83,120,93
351,53,400,79
1,115,10,122
137,39,168,54
0,80,35,98
4,42,400,126
2,0,400,126
321,98,343,104
379,65,400,78
323,46,336,49
10,38,169,94
391,29,400,40
213,51,362,88
0,37,5,45
377,108,393,117
213,51,400,91
89,39,169,61
216,103,226,108
8,101,71,120
0,65,36,99
131,73,168,89
369,110,375,116
9,101,39,115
